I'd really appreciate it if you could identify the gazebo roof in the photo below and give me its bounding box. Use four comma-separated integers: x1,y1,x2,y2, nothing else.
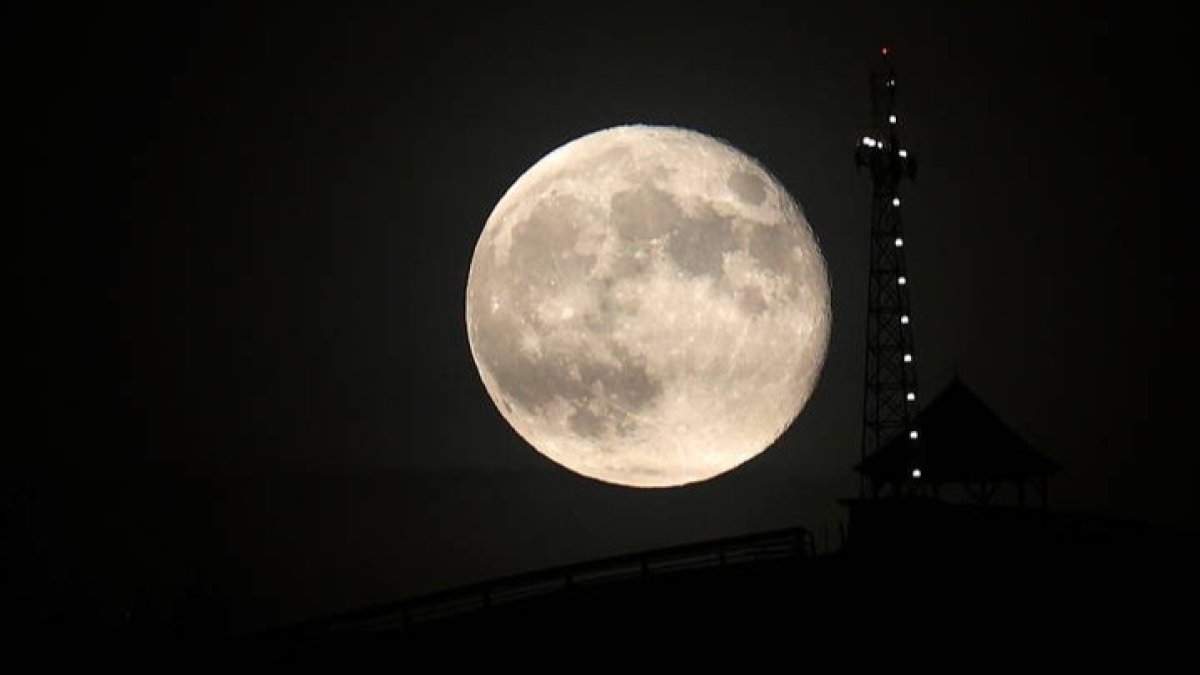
856,377,1061,484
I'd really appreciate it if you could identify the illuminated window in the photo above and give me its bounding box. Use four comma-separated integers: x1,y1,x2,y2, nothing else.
901,315,910,325
903,353,913,363
898,276,907,286
911,468,922,478
906,392,916,401
894,237,904,248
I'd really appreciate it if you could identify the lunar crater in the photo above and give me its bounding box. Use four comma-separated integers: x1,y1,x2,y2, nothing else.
729,170,767,205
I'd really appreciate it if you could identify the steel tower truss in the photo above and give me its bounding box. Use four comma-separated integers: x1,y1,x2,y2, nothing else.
856,48,922,496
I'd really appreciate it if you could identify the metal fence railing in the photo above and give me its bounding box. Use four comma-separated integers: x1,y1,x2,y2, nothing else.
276,526,813,639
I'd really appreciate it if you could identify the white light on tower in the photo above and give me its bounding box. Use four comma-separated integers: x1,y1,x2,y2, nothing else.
899,149,908,158
892,197,901,207
903,353,913,363
906,392,916,402
901,315,910,324
898,276,907,286
862,136,876,147
894,237,904,248
909,430,919,440
889,114,897,124
912,468,922,478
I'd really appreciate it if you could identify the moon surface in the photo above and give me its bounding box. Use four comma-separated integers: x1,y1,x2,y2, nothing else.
466,125,831,487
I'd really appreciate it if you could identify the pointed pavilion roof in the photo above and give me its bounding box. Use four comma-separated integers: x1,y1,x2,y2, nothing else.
856,377,1061,485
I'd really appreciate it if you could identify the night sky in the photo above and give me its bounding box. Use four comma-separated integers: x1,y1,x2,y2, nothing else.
13,2,1194,634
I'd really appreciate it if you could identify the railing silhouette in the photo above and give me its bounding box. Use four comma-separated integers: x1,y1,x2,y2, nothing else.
281,526,813,638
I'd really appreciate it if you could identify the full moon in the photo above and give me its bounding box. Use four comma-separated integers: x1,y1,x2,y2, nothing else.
466,125,831,487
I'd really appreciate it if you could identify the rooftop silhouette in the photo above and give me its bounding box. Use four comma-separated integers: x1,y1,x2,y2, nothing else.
857,377,1061,503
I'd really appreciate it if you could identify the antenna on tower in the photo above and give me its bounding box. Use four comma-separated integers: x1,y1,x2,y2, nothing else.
855,48,922,498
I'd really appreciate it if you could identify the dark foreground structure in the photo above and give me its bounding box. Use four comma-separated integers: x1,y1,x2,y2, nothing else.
237,501,1194,662
232,379,1196,661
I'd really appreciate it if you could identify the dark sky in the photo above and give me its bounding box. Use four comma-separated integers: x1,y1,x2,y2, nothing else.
12,2,1194,633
